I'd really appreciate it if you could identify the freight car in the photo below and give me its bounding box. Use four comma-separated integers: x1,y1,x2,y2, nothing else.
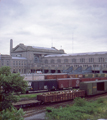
36,80,107,103
28,79,57,91
23,73,107,93
21,73,68,81
37,90,85,103
80,80,107,95
27,78,80,92
26,77,107,93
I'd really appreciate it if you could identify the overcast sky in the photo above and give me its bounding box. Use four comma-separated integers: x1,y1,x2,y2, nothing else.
0,0,107,55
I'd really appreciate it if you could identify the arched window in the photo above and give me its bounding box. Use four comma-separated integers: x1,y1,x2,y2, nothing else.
57,59,61,63
99,58,104,63
64,59,68,63
89,58,94,63
51,59,55,64
80,58,85,63
72,58,76,63
45,59,48,64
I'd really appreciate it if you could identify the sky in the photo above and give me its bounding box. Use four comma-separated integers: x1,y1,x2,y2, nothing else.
0,0,107,55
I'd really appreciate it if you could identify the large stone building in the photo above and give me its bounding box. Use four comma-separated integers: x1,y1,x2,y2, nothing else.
0,39,107,74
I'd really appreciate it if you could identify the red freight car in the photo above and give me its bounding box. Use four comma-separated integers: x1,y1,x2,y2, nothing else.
57,78,80,89
37,90,85,103
44,73,68,80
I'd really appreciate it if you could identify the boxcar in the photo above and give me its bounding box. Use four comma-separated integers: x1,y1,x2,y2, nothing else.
44,73,68,79
80,80,107,95
57,78,80,89
44,79,58,91
21,74,45,81
28,79,57,91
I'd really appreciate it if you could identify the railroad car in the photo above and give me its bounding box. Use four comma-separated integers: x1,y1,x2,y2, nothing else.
24,73,107,93
44,73,68,79
37,90,85,103
68,74,83,78
80,80,107,95
57,78,80,89
36,80,107,103
21,74,45,81
27,78,81,92
28,79,57,92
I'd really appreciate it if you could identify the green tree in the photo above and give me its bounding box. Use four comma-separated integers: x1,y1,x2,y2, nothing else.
0,66,28,110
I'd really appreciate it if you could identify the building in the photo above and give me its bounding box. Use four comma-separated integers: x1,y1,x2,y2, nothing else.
0,39,107,74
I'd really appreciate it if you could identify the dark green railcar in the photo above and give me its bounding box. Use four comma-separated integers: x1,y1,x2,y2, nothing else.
44,79,58,91
80,80,107,95
28,79,58,91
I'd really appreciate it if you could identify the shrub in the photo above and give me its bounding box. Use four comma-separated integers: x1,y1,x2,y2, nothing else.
74,97,86,107
0,107,25,120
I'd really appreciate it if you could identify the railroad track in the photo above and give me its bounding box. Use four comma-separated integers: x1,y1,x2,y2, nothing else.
23,92,107,118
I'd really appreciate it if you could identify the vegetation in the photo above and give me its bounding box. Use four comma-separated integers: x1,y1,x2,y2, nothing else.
46,97,107,120
19,93,38,99
0,108,25,120
0,66,28,119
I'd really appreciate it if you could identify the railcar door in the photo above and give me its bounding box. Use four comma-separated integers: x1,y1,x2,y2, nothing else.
92,83,97,95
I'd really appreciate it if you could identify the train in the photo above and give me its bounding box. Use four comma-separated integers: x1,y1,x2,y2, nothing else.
21,73,107,93
37,80,107,103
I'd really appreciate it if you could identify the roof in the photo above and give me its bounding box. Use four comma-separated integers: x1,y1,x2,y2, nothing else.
12,43,65,54
12,57,27,60
81,80,107,83
44,51,107,57
32,46,56,51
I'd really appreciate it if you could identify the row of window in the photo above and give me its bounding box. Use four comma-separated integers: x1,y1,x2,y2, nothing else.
1,60,26,66
13,61,26,66
43,64,107,68
44,57,105,64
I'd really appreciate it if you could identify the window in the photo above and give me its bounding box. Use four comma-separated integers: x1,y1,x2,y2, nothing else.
34,54,41,63
1,60,3,65
89,58,94,63
45,60,48,64
51,59,54,64
24,61,26,65
80,58,85,63
34,57,39,63
99,58,104,63
72,58,76,63
64,59,68,63
7,61,9,66
13,61,15,65
57,59,61,63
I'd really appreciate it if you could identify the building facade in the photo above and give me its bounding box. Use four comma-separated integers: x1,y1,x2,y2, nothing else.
0,39,107,74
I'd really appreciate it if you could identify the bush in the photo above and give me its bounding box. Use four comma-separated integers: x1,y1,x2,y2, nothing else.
46,98,107,120
0,107,25,120
74,97,86,107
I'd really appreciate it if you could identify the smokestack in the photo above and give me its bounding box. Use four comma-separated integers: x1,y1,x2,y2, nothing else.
10,39,13,55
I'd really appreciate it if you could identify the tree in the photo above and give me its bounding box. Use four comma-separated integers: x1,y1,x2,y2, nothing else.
0,66,28,110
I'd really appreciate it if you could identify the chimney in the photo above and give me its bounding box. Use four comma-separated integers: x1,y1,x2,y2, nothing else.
10,39,13,55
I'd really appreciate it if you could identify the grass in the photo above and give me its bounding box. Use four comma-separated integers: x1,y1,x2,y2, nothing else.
18,93,39,99
46,97,107,120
